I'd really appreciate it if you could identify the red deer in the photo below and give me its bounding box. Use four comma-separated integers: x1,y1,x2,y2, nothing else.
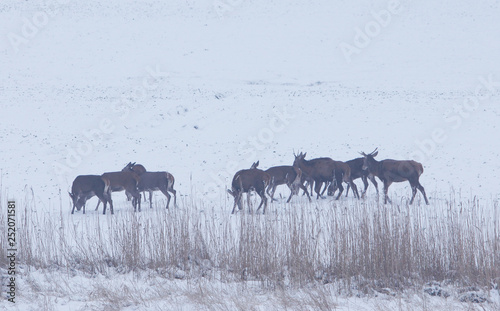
360,149,429,205
250,162,311,203
69,175,113,214
99,171,141,212
293,152,360,200
328,157,378,198
227,163,271,214
122,163,177,209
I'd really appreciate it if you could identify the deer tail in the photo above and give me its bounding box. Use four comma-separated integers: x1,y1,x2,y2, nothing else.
417,163,424,176
267,176,274,188
165,172,175,189
342,166,351,183
103,178,111,197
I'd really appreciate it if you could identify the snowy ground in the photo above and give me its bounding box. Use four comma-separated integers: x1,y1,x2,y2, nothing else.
1,0,500,309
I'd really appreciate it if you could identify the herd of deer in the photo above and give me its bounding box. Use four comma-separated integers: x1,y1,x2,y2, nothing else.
227,149,429,214
69,148,429,215
69,162,177,214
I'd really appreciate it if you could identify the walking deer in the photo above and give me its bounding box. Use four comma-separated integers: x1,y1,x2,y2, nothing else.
122,162,177,209
251,162,311,203
328,157,378,198
360,148,429,205
227,163,271,214
293,152,359,200
99,171,141,213
70,175,113,214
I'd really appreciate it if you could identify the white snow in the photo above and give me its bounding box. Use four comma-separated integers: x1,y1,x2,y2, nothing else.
1,0,500,309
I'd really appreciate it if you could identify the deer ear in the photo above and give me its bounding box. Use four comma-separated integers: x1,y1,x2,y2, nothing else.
373,151,378,157
303,152,307,158
256,161,259,166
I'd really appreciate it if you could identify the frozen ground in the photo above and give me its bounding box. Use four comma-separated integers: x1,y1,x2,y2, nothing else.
1,0,500,309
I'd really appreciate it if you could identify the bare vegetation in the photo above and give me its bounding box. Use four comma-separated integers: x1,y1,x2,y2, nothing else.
1,189,499,307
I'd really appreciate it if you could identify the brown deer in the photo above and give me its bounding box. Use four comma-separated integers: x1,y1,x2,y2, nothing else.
328,157,378,198
122,162,177,209
122,162,148,201
99,171,141,213
227,163,271,214
70,175,113,214
293,152,359,200
360,148,429,205
250,161,311,203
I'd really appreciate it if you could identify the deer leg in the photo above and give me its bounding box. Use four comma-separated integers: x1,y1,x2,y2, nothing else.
147,190,153,208
286,189,294,203
345,183,350,197
132,192,141,212
286,182,296,203
231,191,241,214
108,198,114,214
165,191,171,209
410,180,429,205
410,184,418,205
246,192,252,213
361,176,369,198
350,181,360,199
419,184,429,205
299,183,312,202
383,181,392,204
320,182,329,196
315,182,325,199
170,188,177,208
255,190,267,214
266,183,273,198
270,184,279,201
335,180,344,200
302,181,310,196
328,179,338,197
369,175,379,195
95,200,101,211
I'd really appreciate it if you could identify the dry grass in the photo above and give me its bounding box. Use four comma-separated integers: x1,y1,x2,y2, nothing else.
1,188,499,298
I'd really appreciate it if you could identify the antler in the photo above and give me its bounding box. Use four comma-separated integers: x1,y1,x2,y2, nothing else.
370,148,378,156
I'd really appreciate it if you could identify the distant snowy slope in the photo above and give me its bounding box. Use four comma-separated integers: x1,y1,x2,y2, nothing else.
0,0,499,207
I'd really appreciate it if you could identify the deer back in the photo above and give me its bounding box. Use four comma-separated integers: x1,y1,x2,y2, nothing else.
101,171,139,191
345,158,367,180
136,171,174,190
380,159,423,181
71,175,106,195
231,169,271,193
265,166,298,185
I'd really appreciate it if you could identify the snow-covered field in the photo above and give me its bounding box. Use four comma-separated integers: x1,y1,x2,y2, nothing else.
1,0,500,310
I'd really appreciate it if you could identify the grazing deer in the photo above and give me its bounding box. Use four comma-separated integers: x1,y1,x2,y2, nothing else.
122,163,177,209
251,162,311,203
328,158,378,198
360,148,429,205
70,175,113,214
293,152,359,200
227,163,271,214
99,171,141,213
123,162,148,201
